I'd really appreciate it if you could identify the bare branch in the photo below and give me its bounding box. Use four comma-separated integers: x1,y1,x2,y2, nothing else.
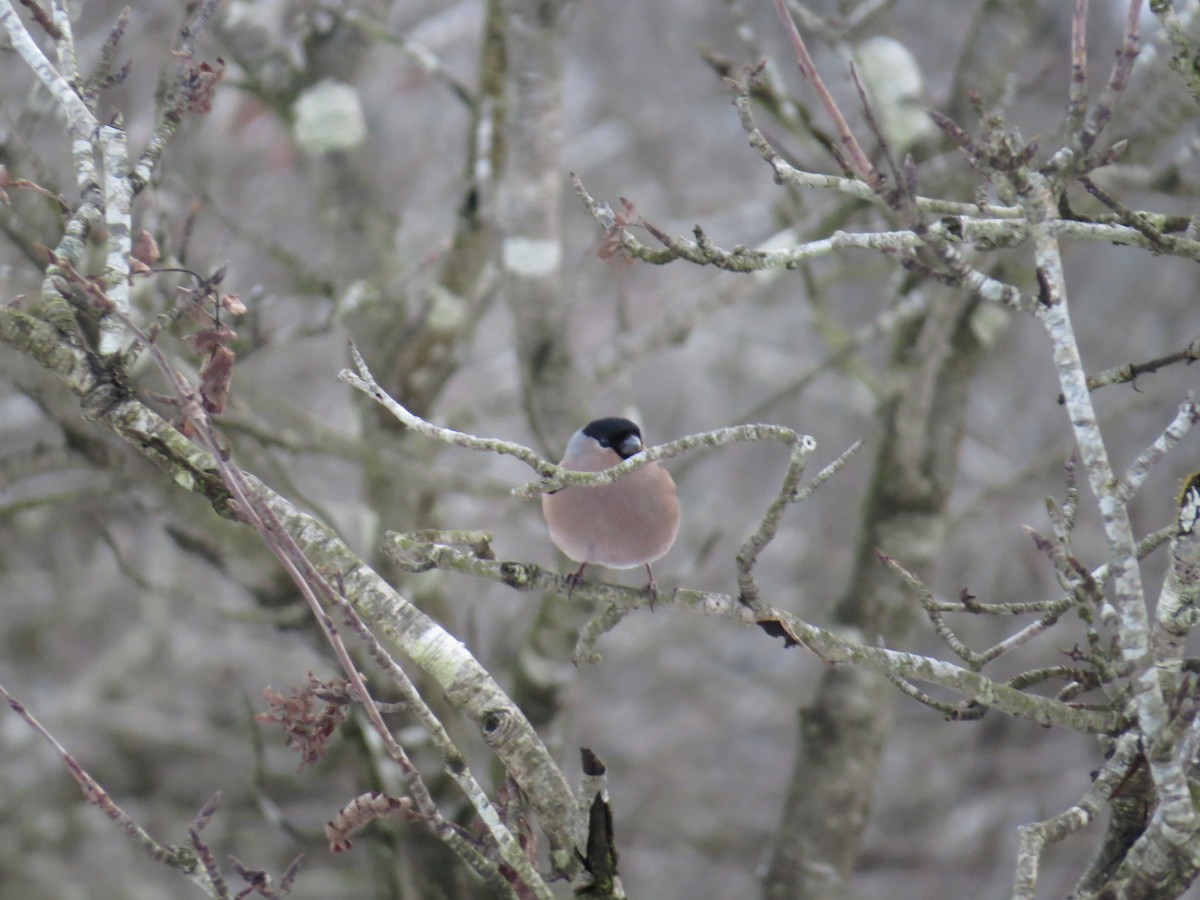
877,550,982,669
383,532,1115,733
732,91,1020,216
879,662,986,721
769,0,880,186
1079,0,1144,155
0,680,224,896
1067,0,1090,140
1070,337,1200,397
341,338,817,500
1013,734,1142,899
736,434,827,607
1,304,587,886
572,604,633,666
1117,398,1200,502
99,117,131,355
1026,166,1197,837
327,586,544,894
0,1,98,148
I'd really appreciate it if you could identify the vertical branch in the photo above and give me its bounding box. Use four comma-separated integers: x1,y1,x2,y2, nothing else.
1080,0,1143,152
1067,0,1090,139
498,0,585,454
99,119,131,355
496,0,591,759
764,286,989,898
735,435,823,607
1025,171,1196,838
1152,519,1200,675
50,0,96,196
0,1,102,334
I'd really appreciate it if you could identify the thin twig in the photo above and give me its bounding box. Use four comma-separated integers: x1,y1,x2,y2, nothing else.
1013,734,1142,899
1117,397,1200,502
880,666,986,721
0,680,223,896
1070,337,1200,398
1067,0,1090,141
572,604,633,665
736,434,821,607
877,551,982,668
769,0,880,186
1080,0,1144,154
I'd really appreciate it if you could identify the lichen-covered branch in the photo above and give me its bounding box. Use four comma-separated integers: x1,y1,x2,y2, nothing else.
383,533,1113,735
0,305,585,886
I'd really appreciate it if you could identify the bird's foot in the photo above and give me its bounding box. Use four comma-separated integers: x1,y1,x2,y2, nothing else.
564,562,588,597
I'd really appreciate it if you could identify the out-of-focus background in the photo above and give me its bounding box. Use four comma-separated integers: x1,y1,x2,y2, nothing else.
2,1,1199,897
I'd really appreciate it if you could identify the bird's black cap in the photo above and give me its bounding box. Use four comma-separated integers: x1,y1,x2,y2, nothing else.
582,417,643,458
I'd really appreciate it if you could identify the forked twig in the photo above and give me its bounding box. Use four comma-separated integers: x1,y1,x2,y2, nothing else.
769,0,881,187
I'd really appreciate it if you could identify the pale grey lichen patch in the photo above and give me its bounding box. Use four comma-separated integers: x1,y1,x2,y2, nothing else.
502,237,562,276
292,80,367,155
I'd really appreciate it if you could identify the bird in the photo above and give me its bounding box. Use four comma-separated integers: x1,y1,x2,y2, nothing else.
542,417,680,600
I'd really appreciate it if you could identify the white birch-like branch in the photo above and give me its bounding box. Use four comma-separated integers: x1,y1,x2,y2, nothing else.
0,1,98,157
49,0,96,195
1153,495,1200,673
99,119,131,355
1026,168,1197,841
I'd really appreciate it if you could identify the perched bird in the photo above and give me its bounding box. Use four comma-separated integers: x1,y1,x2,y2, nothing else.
542,417,680,598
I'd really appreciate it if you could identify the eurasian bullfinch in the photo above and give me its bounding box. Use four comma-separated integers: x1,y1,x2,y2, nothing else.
542,417,680,597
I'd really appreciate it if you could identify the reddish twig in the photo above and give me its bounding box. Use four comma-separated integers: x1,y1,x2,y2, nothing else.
326,792,419,853
770,0,881,188
17,0,62,39
188,794,231,899
0,680,218,882
1067,0,1089,140
1080,0,1143,154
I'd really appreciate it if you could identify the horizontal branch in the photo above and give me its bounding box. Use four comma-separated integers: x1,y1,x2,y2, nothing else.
733,91,1014,217
387,533,1116,733
574,178,1200,281
339,340,813,498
